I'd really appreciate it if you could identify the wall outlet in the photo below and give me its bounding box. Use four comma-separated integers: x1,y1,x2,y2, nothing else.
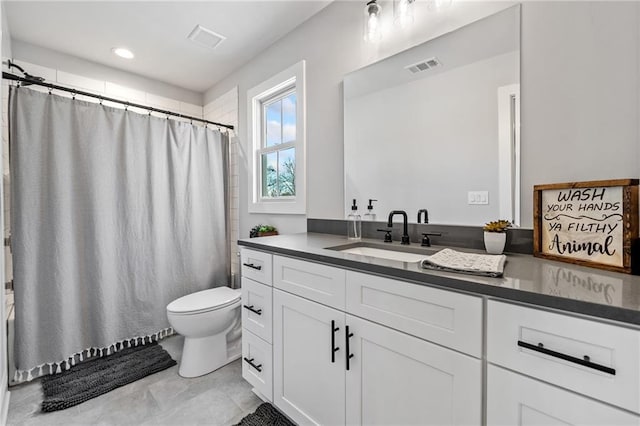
468,191,489,205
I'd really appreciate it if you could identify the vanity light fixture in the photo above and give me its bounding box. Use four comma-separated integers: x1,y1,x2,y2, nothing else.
364,0,382,42
112,47,134,59
394,0,415,28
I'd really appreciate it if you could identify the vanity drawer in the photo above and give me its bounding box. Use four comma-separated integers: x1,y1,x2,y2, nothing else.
241,248,272,286
487,300,640,413
241,278,273,343
242,329,273,402
273,256,346,309
345,271,482,357
487,365,640,426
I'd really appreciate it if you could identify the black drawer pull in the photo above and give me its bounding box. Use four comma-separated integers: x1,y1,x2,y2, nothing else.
331,320,340,363
243,262,262,271
517,340,616,375
346,325,354,371
243,357,263,372
243,304,262,315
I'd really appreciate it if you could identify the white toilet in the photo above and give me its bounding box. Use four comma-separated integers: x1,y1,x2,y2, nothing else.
166,286,242,378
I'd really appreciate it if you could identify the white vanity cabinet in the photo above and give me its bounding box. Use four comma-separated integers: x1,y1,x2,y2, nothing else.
241,243,640,426
269,254,483,425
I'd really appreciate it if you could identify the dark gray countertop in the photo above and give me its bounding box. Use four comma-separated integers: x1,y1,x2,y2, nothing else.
238,232,640,327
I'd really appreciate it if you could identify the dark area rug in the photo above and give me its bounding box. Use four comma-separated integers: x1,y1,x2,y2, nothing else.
236,403,296,426
41,341,176,412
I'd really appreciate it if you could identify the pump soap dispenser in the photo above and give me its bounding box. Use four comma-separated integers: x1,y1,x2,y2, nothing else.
347,199,362,240
363,199,378,221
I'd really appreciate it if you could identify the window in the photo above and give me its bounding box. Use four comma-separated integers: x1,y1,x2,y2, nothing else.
248,61,305,214
261,90,296,198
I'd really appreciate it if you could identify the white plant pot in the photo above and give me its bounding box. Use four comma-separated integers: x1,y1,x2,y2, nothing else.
484,232,506,255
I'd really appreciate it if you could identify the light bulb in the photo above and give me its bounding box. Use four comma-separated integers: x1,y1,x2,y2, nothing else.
431,0,452,9
394,0,415,28
364,0,382,42
112,47,134,59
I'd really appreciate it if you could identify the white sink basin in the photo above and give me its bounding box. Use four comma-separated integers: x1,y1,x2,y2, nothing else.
338,246,428,263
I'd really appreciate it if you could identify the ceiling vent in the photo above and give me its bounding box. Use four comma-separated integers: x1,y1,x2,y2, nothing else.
405,57,441,74
187,25,226,50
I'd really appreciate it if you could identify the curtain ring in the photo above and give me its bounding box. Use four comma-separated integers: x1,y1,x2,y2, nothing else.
72,90,76,100
99,96,103,105
125,102,129,111
48,87,52,95
147,109,151,116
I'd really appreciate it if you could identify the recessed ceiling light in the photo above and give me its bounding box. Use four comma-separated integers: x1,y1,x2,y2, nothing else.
112,47,134,59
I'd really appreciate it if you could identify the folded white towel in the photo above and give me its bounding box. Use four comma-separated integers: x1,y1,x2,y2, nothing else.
420,248,506,277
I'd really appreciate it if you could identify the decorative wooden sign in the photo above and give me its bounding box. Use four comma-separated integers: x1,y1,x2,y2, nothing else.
533,179,639,274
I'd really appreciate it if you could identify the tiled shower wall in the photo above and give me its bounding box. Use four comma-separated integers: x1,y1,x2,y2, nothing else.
203,88,240,287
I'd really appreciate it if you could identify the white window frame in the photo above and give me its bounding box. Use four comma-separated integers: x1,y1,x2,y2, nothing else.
248,60,306,214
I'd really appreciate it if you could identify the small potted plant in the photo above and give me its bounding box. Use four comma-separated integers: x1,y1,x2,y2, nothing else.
482,220,511,254
250,224,279,238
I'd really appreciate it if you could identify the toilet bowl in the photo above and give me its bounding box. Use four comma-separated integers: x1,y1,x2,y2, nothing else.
167,286,242,378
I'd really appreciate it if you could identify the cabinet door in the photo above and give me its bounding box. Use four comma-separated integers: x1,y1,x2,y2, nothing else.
487,365,640,426
345,315,482,426
273,289,345,425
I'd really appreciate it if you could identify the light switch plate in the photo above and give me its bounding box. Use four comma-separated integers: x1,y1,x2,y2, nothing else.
468,191,489,205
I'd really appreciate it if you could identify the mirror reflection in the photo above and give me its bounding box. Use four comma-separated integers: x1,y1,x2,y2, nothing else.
344,5,520,225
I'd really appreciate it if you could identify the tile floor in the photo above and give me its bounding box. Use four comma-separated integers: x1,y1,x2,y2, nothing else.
6,335,263,425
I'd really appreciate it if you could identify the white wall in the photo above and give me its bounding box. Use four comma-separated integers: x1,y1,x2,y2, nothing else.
12,40,202,106
206,0,640,233
520,1,639,228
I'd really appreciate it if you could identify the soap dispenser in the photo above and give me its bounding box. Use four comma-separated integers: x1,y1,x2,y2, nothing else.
347,199,362,240
363,199,378,221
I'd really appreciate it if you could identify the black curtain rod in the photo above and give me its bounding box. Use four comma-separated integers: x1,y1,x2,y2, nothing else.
2,71,234,131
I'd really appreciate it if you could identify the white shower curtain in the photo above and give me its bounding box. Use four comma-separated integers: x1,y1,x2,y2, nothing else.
10,87,230,381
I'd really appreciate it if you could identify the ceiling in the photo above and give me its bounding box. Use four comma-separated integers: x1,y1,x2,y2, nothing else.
4,1,332,93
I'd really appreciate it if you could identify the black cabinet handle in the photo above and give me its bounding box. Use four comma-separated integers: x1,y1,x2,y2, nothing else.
346,325,354,371
517,340,616,375
243,262,262,271
243,304,262,315
331,320,340,363
243,357,263,372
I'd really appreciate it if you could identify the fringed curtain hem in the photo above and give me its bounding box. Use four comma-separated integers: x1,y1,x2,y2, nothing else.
13,327,174,384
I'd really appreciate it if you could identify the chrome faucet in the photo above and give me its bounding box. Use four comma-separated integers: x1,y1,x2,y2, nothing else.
417,209,429,224
387,210,410,245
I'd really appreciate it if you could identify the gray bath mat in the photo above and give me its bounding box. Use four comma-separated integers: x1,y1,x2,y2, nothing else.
41,341,176,412
236,403,296,426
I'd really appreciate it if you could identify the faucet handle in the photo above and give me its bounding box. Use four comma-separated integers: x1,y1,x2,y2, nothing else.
377,228,393,243
421,232,442,247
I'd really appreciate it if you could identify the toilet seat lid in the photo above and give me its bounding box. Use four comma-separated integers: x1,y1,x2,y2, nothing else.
167,287,240,314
